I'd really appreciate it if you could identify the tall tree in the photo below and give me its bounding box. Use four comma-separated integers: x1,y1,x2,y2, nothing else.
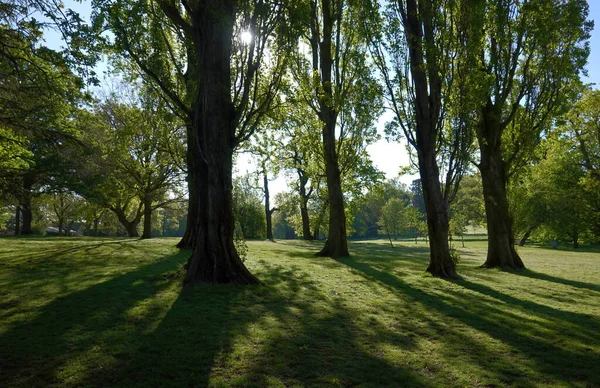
367,0,475,277
470,0,591,268
294,0,382,257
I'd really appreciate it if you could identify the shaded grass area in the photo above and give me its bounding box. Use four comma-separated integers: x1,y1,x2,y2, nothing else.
0,236,599,387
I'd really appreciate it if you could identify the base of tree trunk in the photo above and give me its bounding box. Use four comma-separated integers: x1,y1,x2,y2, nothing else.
481,244,525,270
425,258,457,279
315,239,349,258
184,248,259,285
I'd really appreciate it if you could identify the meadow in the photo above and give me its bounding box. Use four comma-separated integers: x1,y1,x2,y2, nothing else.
0,236,598,387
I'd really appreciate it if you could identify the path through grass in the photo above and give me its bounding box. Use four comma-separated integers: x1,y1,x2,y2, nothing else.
0,236,598,387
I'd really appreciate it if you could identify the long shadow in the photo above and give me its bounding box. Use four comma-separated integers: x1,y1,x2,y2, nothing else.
75,261,433,387
0,249,188,387
337,257,600,387
509,268,600,293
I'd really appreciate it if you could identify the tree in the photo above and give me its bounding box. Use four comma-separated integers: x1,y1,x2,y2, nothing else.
378,197,408,247
367,0,475,277
152,0,294,284
529,136,590,248
562,89,600,236
82,92,184,238
1,2,87,235
233,174,267,239
294,0,383,258
469,0,591,268
450,174,486,233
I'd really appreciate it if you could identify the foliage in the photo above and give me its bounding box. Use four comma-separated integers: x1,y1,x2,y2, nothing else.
233,174,267,240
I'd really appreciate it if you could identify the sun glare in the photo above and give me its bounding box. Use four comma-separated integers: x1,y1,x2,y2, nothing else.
240,31,252,44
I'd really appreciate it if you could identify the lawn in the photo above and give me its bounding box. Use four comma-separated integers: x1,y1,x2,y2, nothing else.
0,236,598,387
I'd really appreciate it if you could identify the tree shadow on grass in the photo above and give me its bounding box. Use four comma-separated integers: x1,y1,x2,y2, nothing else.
337,258,600,387
65,260,438,388
507,268,600,293
1,247,433,388
0,249,188,387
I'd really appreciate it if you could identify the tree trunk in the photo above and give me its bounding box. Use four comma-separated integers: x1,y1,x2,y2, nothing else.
315,0,348,258
264,173,274,241
519,227,534,246
142,195,153,239
572,233,579,249
300,200,313,240
477,113,524,269
184,0,258,284
14,206,20,235
177,122,200,249
298,171,314,240
112,207,141,238
20,204,33,235
401,0,455,278
93,218,100,236
419,154,456,278
20,176,34,235
58,220,63,236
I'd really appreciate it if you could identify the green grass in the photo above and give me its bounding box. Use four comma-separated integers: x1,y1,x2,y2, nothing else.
0,236,599,387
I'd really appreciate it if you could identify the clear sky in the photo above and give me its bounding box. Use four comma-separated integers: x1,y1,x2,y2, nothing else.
42,1,600,195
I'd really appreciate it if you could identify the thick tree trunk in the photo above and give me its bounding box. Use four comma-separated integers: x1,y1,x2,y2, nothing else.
300,201,313,240
400,0,455,278
315,0,348,258
20,177,34,235
58,220,64,236
419,155,456,278
264,173,274,241
477,112,524,269
112,207,141,238
93,219,100,236
572,233,579,249
20,204,33,235
316,149,348,257
184,0,258,284
14,206,20,235
142,195,153,239
177,122,200,249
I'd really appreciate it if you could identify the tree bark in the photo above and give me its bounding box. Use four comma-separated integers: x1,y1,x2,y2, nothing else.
300,200,313,240
477,107,524,269
419,154,456,278
20,176,34,235
400,0,455,278
571,233,579,249
184,0,258,284
519,227,534,246
20,203,33,235
315,0,349,258
14,206,20,235
177,122,200,249
264,172,274,241
298,171,314,240
112,206,141,238
93,218,100,236
142,195,153,239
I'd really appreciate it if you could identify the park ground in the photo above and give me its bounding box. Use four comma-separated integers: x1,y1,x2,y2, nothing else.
0,236,599,387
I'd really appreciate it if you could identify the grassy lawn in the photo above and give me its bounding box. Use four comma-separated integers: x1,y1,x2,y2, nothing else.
0,236,599,387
